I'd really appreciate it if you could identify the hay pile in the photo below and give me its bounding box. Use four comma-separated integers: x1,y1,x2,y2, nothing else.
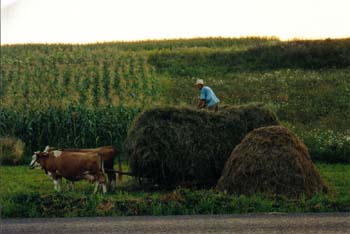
125,104,279,187
216,126,328,198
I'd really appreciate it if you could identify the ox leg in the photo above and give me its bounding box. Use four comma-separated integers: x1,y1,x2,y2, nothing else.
102,183,107,194
84,174,95,183
97,173,107,194
108,173,116,192
101,174,107,194
92,173,107,194
93,182,107,194
66,181,74,191
53,178,61,192
93,181,100,194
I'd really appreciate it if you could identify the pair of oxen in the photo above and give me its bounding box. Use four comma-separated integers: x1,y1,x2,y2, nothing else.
29,146,122,194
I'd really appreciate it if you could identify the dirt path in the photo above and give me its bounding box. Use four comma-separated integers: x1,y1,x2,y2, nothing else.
2,213,350,234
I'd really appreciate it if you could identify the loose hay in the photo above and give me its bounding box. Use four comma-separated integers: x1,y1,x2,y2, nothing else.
0,137,25,165
216,126,328,198
125,104,279,187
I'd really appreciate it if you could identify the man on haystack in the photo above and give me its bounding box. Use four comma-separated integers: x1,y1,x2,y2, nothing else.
196,79,220,112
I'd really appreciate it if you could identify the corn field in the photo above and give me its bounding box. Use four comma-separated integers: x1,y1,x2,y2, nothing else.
0,44,161,156
0,105,140,157
0,46,159,109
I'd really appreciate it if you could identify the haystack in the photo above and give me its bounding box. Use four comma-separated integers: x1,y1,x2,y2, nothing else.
125,104,279,187
216,126,328,198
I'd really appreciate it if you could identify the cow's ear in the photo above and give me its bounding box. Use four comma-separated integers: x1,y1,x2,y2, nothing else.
44,145,50,152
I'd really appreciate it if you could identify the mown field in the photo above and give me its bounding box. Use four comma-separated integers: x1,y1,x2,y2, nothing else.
1,37,350,217
0,163,349,218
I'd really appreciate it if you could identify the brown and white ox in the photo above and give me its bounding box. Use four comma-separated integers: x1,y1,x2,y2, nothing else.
43,146,121,192
29,151,107,193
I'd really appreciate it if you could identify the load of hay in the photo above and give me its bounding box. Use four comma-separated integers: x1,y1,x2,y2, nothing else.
125,104,279,187
216,126,328,198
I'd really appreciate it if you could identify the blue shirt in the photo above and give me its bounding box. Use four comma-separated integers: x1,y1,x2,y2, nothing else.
200,86,220,107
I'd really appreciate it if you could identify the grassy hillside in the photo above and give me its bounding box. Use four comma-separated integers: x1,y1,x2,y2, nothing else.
149,39,350,76
1,37,349,162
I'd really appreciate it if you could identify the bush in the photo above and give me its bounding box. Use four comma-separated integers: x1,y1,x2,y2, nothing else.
0,137,25,165
125,104,279,187
298,129,350,163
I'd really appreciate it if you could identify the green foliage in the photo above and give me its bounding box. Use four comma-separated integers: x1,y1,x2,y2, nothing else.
92,67,101,107
63,66,71,87
0,106,140,159
102,61,111,104
297,129,350,163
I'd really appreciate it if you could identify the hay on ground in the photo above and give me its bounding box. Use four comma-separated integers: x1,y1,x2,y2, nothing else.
125,104,279,187
0,137,25,165
216,126,328,198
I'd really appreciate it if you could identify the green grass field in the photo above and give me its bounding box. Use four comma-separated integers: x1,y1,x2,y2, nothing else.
1,163,349,218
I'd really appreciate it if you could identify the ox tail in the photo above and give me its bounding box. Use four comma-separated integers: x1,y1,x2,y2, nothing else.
118,151,123,182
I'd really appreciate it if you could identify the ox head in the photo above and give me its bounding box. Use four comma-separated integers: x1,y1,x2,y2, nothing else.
29,151,49,169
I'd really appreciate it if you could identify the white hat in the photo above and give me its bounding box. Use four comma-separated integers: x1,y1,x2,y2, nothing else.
196,79,204,85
